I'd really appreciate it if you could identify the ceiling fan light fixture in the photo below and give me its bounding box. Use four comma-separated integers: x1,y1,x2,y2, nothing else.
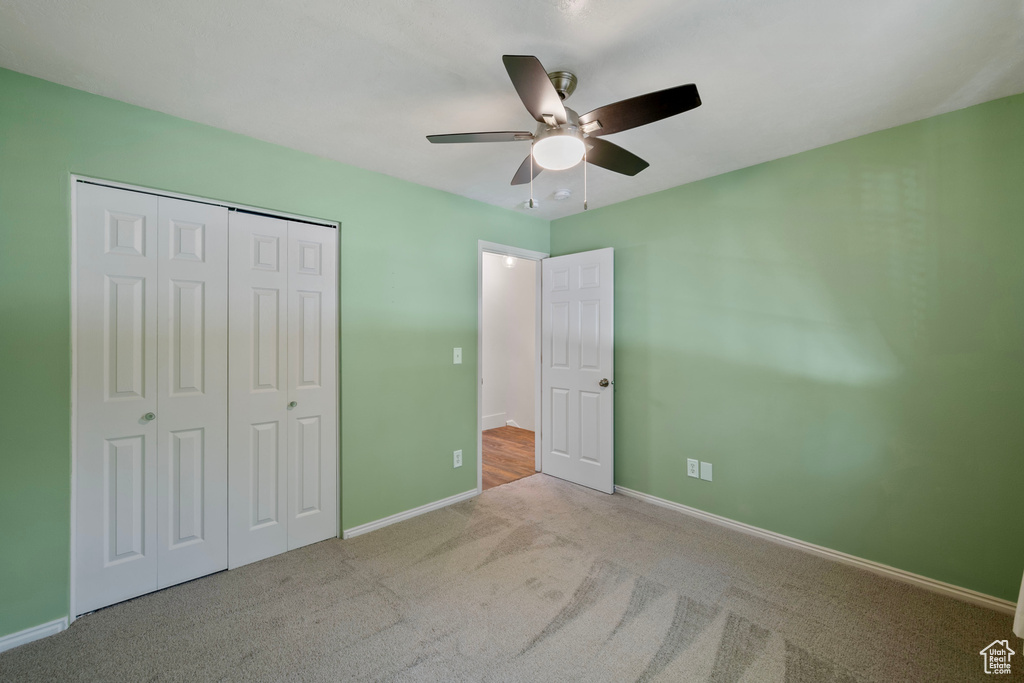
532,133,585,170
427,56,701,189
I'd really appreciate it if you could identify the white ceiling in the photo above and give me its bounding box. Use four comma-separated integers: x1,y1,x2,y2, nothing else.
2,0,1023,219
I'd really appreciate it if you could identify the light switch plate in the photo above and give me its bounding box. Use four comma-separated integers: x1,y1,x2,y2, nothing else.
453,347,462,364
687,459,699,478
700,461,712,481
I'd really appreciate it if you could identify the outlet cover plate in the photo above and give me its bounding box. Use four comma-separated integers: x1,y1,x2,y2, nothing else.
700,461,712,481
453,347,462,364
687,459,699,478
453,449,462,468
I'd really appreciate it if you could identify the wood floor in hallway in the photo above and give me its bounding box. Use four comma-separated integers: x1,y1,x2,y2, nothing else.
482,426,536,490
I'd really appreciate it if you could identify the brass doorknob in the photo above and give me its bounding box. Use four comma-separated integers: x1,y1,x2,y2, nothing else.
143,412,156,421
599,379,610,388
288,401,298,408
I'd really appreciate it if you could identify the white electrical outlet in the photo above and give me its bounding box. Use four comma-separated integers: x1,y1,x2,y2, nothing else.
453,450,462,468
700,461,712,481
453,347,462,364
687,459,699,478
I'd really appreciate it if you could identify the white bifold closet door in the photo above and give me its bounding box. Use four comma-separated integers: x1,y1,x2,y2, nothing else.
75,182,338,614
75,184,228,614
227,212,338,568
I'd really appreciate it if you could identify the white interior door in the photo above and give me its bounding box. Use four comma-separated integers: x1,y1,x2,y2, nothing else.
155,197,228,588
76,182,337,606
228,213,338,566
286,221,338,550
541,248,614,493
228,212,289,568
76,184,160,613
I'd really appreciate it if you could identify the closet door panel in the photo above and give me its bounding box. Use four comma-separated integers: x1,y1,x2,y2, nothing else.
228,213,289,568
156,197,228,588
75,184,160,614
77,183,339,607
286,222,338,550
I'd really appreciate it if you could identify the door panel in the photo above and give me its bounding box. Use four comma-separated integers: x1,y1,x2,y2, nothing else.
155,197,228,588
107,276,147,398
296,291,322,387
76,184,160,613
550,388,570,457
550,302,570,368
252,288,282,391
286,221,338,549
168,280,204,395
579,391,602,465
296,416,322,514
228,213,289,568
168,428,205,545
541,248,614,493
579,301,601,369
106,435,146,561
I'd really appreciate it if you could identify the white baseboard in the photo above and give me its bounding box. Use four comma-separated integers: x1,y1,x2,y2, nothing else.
0,617,68,654
614,485,1016,616
481,413,506,431
342,489,479,540
505,419,520,429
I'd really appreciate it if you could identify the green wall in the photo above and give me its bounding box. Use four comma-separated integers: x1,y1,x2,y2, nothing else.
2,62,1020,640
0,68,547,638
552,93,1024,601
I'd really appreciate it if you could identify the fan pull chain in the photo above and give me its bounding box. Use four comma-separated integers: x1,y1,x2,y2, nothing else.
529,143,535,209
583,144,588,211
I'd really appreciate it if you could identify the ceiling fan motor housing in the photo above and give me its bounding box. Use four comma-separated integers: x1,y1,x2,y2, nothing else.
536,106,581,136
547,70,578,100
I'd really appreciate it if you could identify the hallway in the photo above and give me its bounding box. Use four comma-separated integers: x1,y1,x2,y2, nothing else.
482,426,535,490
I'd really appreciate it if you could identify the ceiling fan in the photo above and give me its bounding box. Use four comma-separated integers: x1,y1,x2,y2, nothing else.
427,55,702,190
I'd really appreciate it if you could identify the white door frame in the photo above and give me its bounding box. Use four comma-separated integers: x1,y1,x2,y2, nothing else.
476,241,548,493
69,174,340,622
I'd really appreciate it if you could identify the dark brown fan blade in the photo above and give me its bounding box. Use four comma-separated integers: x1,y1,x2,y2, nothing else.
579,84,700,137
585,137,649,176
502,55,567,125
511,154,543,185
427,131,534,144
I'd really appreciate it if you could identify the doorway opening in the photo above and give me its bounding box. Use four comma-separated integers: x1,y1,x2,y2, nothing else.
477,242,547,492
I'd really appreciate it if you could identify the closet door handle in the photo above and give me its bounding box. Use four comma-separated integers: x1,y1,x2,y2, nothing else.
143,412,156,421
288,401,298,408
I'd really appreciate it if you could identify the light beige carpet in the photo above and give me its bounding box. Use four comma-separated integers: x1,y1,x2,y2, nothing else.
0,474,1017,682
